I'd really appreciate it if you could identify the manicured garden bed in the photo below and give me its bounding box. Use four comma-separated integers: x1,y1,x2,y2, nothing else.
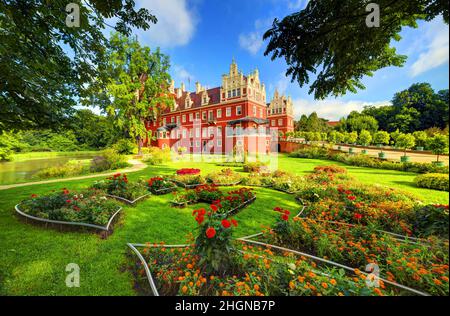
148,177,177,195
16,188,122,232
91,173,151,205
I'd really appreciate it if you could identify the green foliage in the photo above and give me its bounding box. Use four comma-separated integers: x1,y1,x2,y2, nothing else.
412,131,429,148
98,33,172,153
263,0,448,99
112,139,136,154
0,0,156,131
358,130,372,145
427,134,449,161
142,147,172,165
34,160,89,179
373,131,390,146
414,173,449,191
343,131,358,144
396,133,416,154
413,205,449,238
0,131,20,160
90,149,130,172
341,112,378,134
295,112,330,132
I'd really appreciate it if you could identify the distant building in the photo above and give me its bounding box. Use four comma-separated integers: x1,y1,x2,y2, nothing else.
145,60,294,153
326,121,340,127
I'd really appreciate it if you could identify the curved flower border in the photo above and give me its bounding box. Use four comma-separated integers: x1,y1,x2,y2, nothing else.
15,203,122,232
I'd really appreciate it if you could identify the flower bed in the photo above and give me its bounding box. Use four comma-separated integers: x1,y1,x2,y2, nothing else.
148,177,177,195
91,173,150,205
170,186,256,216
259,209,449,295
128,207,417,296
16,188,122,231
171,174,206,189
176,168,201,175
206,168,242,186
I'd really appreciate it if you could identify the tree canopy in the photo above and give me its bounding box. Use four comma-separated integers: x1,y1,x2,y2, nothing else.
96,33,172,154
0,0,157,131
263,0,449,99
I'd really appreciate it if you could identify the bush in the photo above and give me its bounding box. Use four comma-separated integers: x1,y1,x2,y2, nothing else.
90,149,129,172
414,173,449,191
413,204,449,238
34,160,89,179
112,139,136,154
243,161,268,173
290,146,328,159
313,165,347,174
142,147,172,165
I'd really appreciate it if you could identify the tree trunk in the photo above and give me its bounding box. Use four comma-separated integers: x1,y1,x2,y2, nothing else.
137,136,143,155
437,154,440,162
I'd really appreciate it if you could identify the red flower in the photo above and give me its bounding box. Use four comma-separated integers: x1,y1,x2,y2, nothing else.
354,213,363,221
31,194,38,198
273,207,282,212
221,219,231,228
210,204,218,212
284,210,290,215
281,214,289,221
344,190,352,195
206,227,216,238
66,199,72,204
231,219,238,227
347,195,356,201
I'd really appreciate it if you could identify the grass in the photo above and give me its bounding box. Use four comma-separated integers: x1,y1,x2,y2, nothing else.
0,154,448,295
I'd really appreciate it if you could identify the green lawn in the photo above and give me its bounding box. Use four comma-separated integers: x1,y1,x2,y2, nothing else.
0,154,447,295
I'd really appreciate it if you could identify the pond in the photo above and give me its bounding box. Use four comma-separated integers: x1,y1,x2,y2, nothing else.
0,153,98,185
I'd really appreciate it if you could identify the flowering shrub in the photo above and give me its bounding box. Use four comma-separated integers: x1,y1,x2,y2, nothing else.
216,188,256,215
206,168,242,185
147,177,176,194
194,184,223,203
263,214,449,295
193,205,239,273
271,173,306,193
176,168,201,175
174,174,206,186
313,165,347,174
133,240,393,296
171,190,199,206
413,204,449,238
20,188,120,226
91,173,148,201
243,161,269,173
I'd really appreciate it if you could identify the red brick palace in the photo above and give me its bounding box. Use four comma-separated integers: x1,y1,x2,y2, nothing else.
145,60,294,154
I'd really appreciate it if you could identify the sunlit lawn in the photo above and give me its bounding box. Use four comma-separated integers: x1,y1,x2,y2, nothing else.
0,154,447,295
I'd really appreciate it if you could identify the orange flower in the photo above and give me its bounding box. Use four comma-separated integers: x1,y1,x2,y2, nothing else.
330,279,337,286
321,282,328,289
186,263,193,269
434,279,442,286
182,286,188,294
254,284,260,291
289,281,295,290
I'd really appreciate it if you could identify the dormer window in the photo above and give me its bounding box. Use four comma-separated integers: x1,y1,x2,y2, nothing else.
201,91,210,105
185,95,192,108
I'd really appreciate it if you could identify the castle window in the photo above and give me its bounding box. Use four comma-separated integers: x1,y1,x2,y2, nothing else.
217,126,222,136
226,107,231,117
171,117,175,123
208,110,214,121
236,106,242,116
195,112,200,120
189,113,193,121
182,115,186,123
227,91,231,98
202,111,207,120
278,119,283,126
232,89,236,97
217,109,222,118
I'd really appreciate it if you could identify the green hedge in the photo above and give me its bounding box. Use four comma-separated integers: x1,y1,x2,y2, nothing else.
290,147,449,174
414,173,449,191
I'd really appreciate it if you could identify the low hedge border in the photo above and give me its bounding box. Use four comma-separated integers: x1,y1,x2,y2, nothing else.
414,173,449,192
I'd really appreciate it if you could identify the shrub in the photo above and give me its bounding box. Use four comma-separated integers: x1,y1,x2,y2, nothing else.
142,147,172,165
414,173,449,191
243,161,268,173
313,165,347,174
206,168,242,185
34,160,89,179
90,149,129,172
427,134,449,162
373,131,390,146
112,139,136,154
412,131,428,148
413,204,449,238
290,146,328,159
396,133,415,155
357,130,372,146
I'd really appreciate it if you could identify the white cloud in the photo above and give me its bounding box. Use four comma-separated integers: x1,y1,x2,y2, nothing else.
292,99,391,121
135,0,198,48
172,64,195,83
238,18,273,55
410,19,449,77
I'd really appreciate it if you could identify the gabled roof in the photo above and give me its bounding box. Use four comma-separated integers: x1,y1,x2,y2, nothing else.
163,87,221,114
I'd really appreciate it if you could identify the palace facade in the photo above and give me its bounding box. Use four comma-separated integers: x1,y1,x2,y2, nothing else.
145,60,294,154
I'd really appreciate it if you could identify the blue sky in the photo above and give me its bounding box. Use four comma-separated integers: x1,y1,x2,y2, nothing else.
127,0,449,120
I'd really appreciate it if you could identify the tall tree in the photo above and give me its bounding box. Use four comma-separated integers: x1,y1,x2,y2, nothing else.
0,0,157,131
98,33,172,154
263,0,448,99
